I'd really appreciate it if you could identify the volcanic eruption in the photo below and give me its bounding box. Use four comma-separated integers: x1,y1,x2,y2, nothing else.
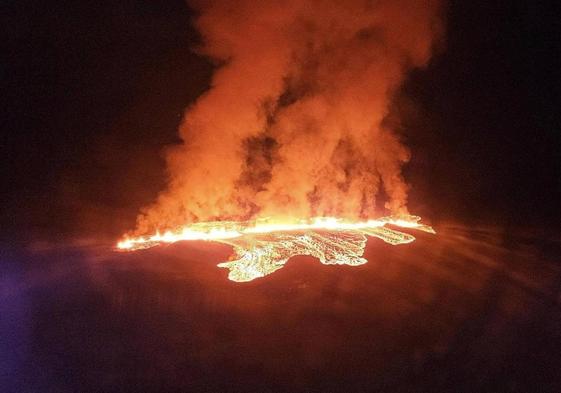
118,0,445,281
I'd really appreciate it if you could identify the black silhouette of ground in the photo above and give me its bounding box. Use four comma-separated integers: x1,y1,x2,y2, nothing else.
2,223,560,392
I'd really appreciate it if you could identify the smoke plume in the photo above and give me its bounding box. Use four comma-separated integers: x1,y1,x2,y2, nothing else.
134,0,444,234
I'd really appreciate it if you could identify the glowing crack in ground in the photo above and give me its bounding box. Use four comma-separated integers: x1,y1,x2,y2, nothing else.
117,215,435,282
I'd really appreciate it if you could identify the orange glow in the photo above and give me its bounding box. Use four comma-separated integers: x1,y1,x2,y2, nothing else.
117,215,434,282
116,1,445,281
117,215,433,250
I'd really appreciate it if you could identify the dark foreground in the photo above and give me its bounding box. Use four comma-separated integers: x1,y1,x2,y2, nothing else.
2,223,561,392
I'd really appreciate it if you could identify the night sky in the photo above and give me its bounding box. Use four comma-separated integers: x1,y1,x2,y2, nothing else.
2,1,561,241
2,2,561,392
0,1,561,242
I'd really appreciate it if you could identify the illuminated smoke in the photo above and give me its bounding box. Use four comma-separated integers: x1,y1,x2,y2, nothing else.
134,0,445,234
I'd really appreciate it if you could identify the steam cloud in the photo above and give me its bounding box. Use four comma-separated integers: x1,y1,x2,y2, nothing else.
135,0,445,234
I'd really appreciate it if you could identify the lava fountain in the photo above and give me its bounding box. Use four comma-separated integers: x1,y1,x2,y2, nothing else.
117,0,444,282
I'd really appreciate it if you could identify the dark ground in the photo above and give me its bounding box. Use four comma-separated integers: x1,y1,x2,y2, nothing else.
2,224,561,392
2,1,561,392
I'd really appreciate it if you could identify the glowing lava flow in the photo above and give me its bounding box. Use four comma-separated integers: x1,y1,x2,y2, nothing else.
116,215,435,282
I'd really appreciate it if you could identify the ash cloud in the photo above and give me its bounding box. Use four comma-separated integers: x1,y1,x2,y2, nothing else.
135,0,445,234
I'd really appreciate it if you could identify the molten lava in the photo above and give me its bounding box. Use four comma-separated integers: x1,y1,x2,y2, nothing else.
115,1,444,282
117,215,434,282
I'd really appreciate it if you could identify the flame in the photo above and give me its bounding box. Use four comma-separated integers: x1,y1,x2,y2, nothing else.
116,215,435,282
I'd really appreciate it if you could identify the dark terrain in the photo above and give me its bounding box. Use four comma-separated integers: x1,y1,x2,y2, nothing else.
3,224,560,392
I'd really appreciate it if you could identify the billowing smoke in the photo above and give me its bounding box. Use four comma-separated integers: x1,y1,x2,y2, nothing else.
134,0,445,234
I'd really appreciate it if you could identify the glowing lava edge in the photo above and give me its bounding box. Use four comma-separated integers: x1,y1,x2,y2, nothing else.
117,215,435,282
